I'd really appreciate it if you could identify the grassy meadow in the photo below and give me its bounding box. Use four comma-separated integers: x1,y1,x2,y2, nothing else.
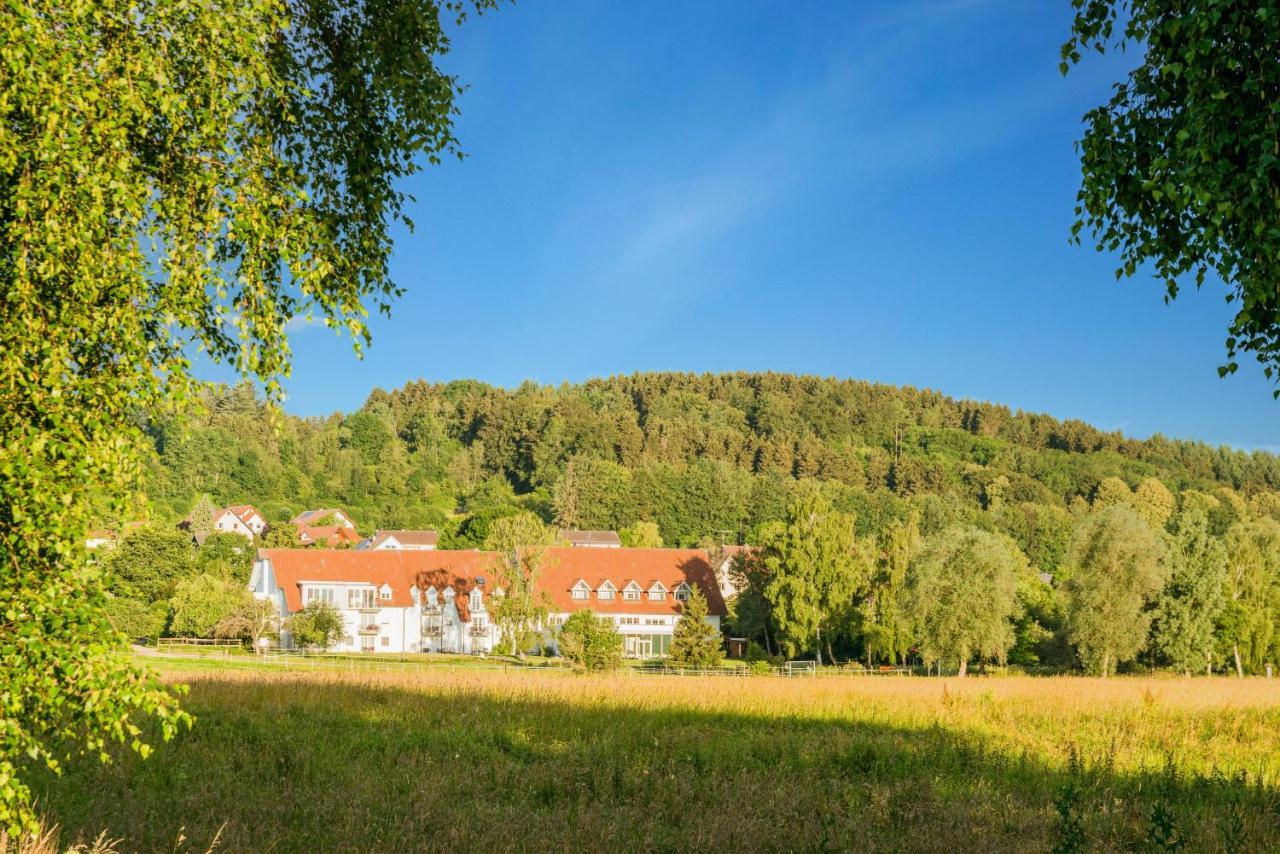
30,663,1280,852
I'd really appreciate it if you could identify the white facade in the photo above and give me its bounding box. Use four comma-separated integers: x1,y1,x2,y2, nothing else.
544,611,721,658
213,509,255,539
248,556,497,654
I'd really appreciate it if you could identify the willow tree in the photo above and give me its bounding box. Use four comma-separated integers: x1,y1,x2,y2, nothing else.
0,0,497,831
905,526,1028,677
1063,505,1168,676
1063,1,1280,387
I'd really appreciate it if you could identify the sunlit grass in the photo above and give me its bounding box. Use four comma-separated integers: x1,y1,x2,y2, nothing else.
33,666,1280,852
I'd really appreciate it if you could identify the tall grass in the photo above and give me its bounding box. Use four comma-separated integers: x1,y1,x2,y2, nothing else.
32,667,1280,852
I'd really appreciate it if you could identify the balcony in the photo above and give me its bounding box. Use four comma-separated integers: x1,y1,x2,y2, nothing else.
358,624,379,635
422,623,443,637
347,592,378,610
468,624,489,637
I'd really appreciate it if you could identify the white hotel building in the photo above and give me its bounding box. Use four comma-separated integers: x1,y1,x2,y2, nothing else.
248,546,726,657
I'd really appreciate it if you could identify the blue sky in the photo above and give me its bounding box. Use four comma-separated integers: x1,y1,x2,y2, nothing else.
267,0,1275,450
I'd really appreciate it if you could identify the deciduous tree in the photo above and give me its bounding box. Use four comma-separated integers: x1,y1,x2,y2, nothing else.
556,611,622,672
483,512,557,657
0,0,498,830
1063,506,1167,676
1151,509,1227,674
285,602,346,652
760,489,869,664
906,526,1027,676
1063,1,1280,386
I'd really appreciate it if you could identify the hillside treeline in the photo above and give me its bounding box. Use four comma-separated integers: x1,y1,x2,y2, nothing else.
144,372,1279,550
135,372,1280,672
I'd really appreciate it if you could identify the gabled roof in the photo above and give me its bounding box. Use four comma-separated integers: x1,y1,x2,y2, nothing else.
291,508,354,527
227,504,264,522
260,548,500,617
561,530,622,547
366,529,439,548
537,547,726,616
297,525,361,547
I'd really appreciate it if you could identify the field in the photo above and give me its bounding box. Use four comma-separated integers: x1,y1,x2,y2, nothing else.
30,662,1280,852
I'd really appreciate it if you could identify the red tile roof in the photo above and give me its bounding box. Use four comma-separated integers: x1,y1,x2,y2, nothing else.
368,529,439,548
259,546,726,618
297,525,361,546
537,547,726,616
561,529,622,547
261,548,500,612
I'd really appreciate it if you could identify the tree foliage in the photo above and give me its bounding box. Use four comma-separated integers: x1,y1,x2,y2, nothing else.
760,489,870,664
285,602,345,651
668,587,724,668
1151,508,1227,673
1063,506,1168,675
483,512,557,656
556,611,623,672
168,574,247,638
906,526,1028,676
0,0,496,829
1063,1,1280,386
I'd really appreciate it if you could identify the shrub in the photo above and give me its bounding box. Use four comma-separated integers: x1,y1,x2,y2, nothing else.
556,611,622,672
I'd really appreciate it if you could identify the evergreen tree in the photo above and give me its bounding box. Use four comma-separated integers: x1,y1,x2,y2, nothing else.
186,494,217,543
668,588,723,668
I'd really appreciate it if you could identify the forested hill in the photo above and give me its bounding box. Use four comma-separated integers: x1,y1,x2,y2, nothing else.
144,372,1280,572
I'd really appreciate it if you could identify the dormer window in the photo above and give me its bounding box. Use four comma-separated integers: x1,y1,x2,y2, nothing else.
571,579,591,601
469,588,483,610
425,586,439,608
597,580,617,601
674,582,691,602
648,581,667,602
379,583,393,601
623,581,642,602
444,587,456,603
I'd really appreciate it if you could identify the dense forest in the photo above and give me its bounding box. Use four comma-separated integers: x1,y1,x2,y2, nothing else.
130,372,1280,673
143,372,1279,550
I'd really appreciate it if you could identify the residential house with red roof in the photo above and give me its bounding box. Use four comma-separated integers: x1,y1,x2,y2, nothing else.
249,545,727,658
181,504,267,543
289,508,361,547
560,529,622,548
359,529,439,551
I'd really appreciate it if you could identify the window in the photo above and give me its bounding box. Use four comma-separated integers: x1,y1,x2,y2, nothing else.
645,618,665,625
380,585,392,601
470,588,483,610
571,580,591,601
623,582,642,602
361,614,377,630
619,617,640,626
305,586,335,606
425,586,439,608
597,581,616,601
348,588,376,609
674,582,691,602
648,583,666,602
380,637,389,647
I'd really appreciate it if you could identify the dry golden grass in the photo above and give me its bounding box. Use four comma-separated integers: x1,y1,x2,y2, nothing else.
30,665,1280,852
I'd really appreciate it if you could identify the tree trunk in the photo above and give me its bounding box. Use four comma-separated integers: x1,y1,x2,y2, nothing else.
957,658,967,678
763,622,775,657
826,640,836,667
1233,643,1244,678
1101,652,1110,678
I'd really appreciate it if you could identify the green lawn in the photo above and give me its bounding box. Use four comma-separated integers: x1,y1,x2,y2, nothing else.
29,666,1280,852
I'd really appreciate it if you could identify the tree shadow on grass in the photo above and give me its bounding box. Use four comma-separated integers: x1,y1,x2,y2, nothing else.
28,673,1280,853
